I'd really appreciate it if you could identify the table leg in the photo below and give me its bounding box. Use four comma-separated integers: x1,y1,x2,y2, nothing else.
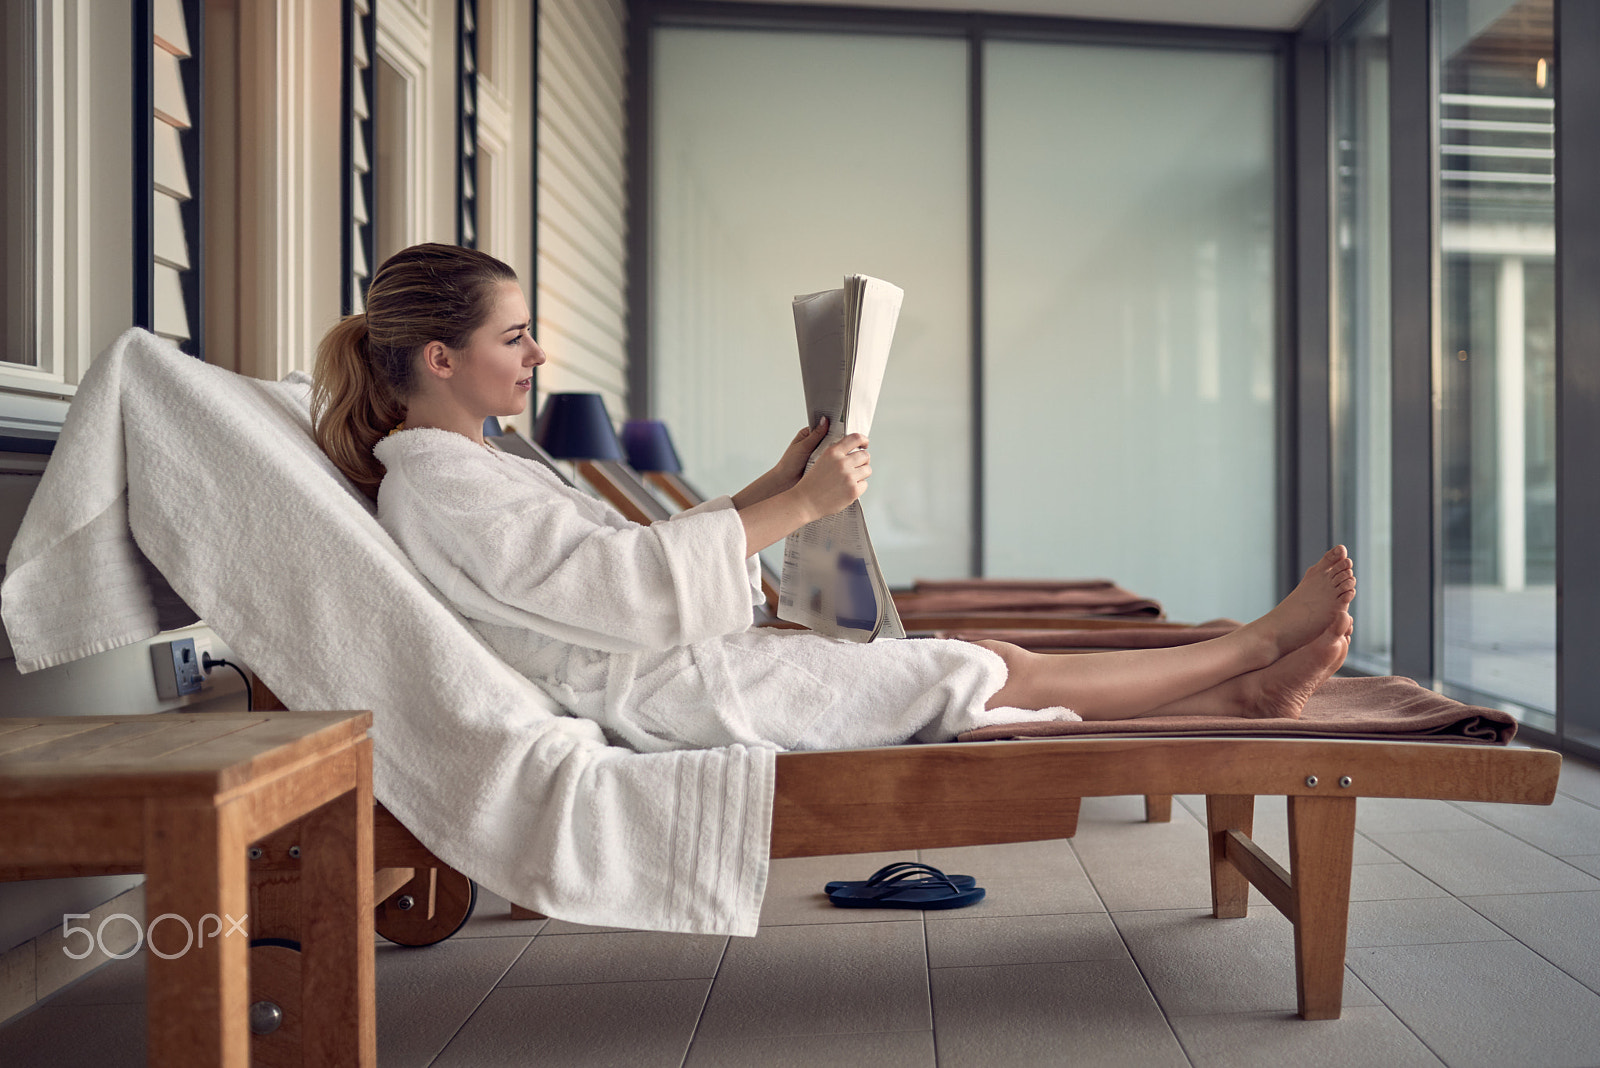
1206,794,1255,919
1287,794,1357,1020
299,738,377,1067
144,798,251,1066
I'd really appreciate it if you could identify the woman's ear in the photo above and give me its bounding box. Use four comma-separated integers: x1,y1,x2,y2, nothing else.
419,340,455,379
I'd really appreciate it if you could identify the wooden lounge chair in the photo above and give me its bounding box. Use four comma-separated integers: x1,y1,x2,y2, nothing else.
6,340,1558,1066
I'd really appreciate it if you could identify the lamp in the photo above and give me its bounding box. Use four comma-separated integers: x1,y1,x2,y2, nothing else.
532,392,625,462
620,419,683,474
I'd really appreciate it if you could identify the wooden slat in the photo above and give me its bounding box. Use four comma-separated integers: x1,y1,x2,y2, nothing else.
153,121,191,200
0,799,145,867
770,738,1560,860
154,0,191,56
1224,829,1295,917
0,721,107,758
155,192,191,270
153,263,192,342
154,49,191,129
0,719,174,765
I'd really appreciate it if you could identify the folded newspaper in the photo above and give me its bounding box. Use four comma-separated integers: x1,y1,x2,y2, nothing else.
777,275,907,641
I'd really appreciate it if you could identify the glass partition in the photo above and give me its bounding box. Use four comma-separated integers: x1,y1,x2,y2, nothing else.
651,28,971,585
982,40,1279,625
1435,0,1555,719
1330,2,1393,673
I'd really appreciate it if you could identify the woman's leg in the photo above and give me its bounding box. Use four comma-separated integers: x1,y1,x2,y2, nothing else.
980,546,1356,721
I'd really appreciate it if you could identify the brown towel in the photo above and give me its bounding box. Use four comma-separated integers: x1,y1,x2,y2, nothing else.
939,620,1242,650
958,675,1518,745
912,578,1118,594
893,584,1163,618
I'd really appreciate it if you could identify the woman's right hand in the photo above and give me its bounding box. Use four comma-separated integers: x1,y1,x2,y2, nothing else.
794,433,871,519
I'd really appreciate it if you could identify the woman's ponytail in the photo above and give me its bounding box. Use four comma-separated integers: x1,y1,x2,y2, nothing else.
312,313,401,500
310,243,519,499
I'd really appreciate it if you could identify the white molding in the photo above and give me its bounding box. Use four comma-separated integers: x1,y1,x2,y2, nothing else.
376,8,433,252
476,118,513,262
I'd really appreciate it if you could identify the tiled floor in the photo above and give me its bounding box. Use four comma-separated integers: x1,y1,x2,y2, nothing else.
5,751,1600,1067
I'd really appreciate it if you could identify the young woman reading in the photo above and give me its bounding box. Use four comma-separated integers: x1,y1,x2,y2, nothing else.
312,243,1356,754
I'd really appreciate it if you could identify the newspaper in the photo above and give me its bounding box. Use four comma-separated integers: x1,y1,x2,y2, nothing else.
776,275,907,641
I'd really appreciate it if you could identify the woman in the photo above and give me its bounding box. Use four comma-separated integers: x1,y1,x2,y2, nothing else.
312,243,1355,754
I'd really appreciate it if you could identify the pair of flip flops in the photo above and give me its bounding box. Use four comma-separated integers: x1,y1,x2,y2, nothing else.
824,861,985,910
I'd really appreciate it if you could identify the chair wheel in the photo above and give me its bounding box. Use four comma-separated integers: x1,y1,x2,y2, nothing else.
249,938,302,1067
374,868,477,946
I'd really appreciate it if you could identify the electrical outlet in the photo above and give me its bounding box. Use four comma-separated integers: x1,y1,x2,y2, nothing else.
151,637,204,700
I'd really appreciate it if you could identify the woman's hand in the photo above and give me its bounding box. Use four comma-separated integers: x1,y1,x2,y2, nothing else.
731,418,829,510
734,430,871,556
793,432,870,519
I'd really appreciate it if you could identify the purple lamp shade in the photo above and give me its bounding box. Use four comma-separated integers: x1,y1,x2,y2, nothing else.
620,420,683,474
533,393,625,461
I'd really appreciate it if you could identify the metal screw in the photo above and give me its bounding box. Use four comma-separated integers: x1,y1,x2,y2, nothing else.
249,1000,283,1035
288,846,301,859
1339,776,1353,788
1305,775,1319,788
247,847,263,861
395,895,415,911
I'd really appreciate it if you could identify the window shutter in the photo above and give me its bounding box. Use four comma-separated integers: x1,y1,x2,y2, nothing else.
138,0,203,357
343,0,377,313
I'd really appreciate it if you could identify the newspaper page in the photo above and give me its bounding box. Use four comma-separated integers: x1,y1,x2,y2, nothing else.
777,275,907,641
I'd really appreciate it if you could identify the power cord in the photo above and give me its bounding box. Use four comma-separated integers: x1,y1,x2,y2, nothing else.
201,652,254,711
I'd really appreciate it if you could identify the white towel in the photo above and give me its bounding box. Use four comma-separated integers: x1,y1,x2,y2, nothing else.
0,329,775,936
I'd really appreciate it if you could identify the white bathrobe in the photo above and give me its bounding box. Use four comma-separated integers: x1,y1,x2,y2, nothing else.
373,428,1074,753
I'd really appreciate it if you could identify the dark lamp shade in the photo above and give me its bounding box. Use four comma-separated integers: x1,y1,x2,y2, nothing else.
620,420,683,473
532,393,625,461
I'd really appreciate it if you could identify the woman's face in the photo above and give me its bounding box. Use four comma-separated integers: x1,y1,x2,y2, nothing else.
448,281,545,419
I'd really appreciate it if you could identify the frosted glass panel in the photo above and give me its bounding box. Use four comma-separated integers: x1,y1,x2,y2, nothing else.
983,41,1278,625
652,29,970,585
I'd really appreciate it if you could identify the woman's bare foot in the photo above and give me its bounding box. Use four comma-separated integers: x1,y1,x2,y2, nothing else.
1239,612,1352,719
1240,546,1356,661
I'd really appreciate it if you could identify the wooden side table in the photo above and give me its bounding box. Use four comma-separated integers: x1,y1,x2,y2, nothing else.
0,711,375,1066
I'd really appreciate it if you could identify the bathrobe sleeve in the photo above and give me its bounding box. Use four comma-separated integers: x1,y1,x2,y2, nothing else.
376,433,757,653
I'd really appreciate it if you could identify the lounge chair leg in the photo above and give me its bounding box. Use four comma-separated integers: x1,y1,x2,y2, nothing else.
1144,794,1172,823
1206,794,1254,919
1287,795,1357,1021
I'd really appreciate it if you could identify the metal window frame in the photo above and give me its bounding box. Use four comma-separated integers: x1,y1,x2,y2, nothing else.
341,0,378,315
1554,0,1600,762
627,0,1294,585
458,0,479,249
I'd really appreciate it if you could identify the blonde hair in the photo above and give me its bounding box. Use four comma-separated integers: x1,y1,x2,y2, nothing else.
312,243,518,498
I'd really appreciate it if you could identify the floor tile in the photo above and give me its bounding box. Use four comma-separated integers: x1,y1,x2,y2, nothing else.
1456,794,1600,856
918,839,1103,920
1113,909,1377,1016
1349,863,1449,901
1073,809,1257,912
1347,940,1600,1068
452,885,549,939
930,959,1187,1068
1364,827,1600,895
923,911,1127,969
375,934,533,1068
431,978,709,1068
1344,896,1511,949
685,1028,935,1067
39,949,146,1006
539,919,641,935
1354,798,1486,834
1171,1006,1445,1068
1566,854,1600,878
501,930,726,986
0,1003,144,1067
759,851,919,926
696,920,929,1038
1176,794,1396,863
1463,890,1600,994
1554,755,1600,808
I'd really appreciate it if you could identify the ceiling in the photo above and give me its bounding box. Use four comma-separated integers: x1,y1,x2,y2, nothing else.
708,0,1323,32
